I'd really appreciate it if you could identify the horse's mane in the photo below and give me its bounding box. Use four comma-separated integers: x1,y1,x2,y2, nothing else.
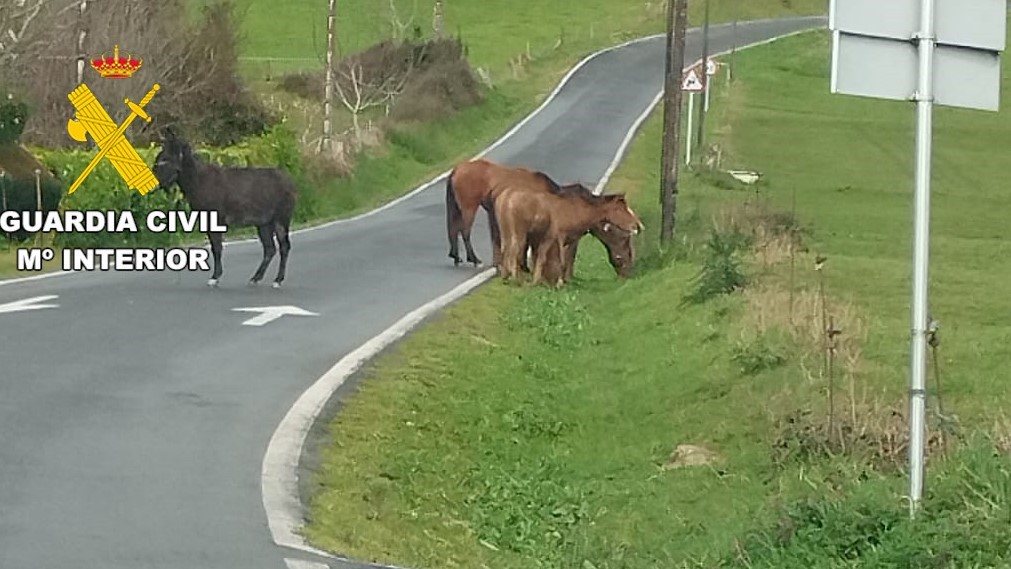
539,173,605,204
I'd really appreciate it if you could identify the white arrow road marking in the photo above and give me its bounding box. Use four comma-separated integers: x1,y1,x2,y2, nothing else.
232,305,319,327
284,558,329,569
0,295,59,315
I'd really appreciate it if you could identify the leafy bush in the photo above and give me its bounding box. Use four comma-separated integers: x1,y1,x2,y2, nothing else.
0,94,28,145
730,335,786,376
682,228,751,305
8,0,272,148
0,145,63,242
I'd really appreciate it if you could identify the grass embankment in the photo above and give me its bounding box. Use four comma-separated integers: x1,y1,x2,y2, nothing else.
1,0,822,278
301,28,1011,569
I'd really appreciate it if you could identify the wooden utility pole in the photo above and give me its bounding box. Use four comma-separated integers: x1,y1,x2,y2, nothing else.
695,0,711,164
659,0,689,245
321,0,337,153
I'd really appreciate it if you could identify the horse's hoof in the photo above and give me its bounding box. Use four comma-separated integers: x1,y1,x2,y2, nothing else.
207,278,219,287
272,282,281,289
248,279,259,287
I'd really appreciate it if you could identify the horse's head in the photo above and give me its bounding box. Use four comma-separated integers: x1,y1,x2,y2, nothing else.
590,222,637,278
153,127,188,190
599,193,644,235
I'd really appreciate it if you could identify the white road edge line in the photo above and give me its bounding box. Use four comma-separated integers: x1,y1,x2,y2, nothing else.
260,18,827,562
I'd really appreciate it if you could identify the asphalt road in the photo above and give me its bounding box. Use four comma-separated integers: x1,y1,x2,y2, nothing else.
0,17,825,569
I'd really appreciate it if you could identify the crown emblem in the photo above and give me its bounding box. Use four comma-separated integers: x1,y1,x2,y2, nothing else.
90,45,142,79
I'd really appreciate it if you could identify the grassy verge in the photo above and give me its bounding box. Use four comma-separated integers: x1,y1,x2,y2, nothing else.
301,26,1011,569
1,1,822,278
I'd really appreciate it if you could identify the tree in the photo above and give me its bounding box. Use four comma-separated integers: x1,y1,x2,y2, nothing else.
332,56,409,139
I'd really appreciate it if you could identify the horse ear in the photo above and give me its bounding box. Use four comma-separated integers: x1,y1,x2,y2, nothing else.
160,126,177,144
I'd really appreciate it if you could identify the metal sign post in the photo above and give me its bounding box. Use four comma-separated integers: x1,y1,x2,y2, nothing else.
829,0,1006,516
682,66,705,165
704,58,719,112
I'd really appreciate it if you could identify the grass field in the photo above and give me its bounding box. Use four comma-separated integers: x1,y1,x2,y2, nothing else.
300,26,1011,569
1,1,823,278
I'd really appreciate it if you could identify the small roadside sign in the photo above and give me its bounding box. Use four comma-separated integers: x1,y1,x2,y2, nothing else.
681,68,704,92
706,58,719,76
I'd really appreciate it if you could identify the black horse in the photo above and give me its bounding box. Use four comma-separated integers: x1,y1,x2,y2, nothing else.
153,128,298,288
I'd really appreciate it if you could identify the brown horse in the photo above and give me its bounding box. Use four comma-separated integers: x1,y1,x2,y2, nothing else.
494,186,643,286
445,158,633,277
546,183,639,282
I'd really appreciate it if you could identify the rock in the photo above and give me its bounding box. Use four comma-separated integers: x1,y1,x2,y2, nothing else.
663,444,721,470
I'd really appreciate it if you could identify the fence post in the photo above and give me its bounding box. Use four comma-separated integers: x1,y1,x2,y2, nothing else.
34,168,42,247
1,170,8,251
433,0,445,38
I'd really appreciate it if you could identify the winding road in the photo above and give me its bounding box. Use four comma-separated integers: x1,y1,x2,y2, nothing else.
0,16,825,569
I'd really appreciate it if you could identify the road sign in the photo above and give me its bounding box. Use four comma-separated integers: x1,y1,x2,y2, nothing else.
830,0,1006,50
232,305,319,327
0,295,59,315
829,0,1006,515
830,0,1006,112
681,68,704,92
706,58,719,76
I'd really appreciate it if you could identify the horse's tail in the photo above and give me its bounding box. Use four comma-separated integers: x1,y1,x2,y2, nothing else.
446,168,463,231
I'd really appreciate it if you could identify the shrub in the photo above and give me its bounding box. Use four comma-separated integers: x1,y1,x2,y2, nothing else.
7,0,272,148
0,94,28,145
0,144,63,242
279,37,484,124
682,228,751,305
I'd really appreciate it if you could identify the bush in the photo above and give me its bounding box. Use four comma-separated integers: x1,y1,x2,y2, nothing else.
7,0,272,148
0,94,28,145
682,228,751,305
279,37,484,124
0,144,62,242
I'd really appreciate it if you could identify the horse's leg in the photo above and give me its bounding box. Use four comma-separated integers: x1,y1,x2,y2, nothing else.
532,239,553,286
446,178,462,266
563,238,580,283
272,223,291,288
485,202,503,269
249,223,277,285
460,205,482,267
521,234,538,274
207,231,224,287
556,239,572,288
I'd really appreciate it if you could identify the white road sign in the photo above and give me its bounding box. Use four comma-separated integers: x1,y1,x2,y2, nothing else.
682,68,704,92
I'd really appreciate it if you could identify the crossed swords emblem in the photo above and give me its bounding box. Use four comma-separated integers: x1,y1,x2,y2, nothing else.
65,82,161,195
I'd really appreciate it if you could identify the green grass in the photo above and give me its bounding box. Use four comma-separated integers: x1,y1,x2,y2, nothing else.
222,0,822,76
301,24,1011,569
